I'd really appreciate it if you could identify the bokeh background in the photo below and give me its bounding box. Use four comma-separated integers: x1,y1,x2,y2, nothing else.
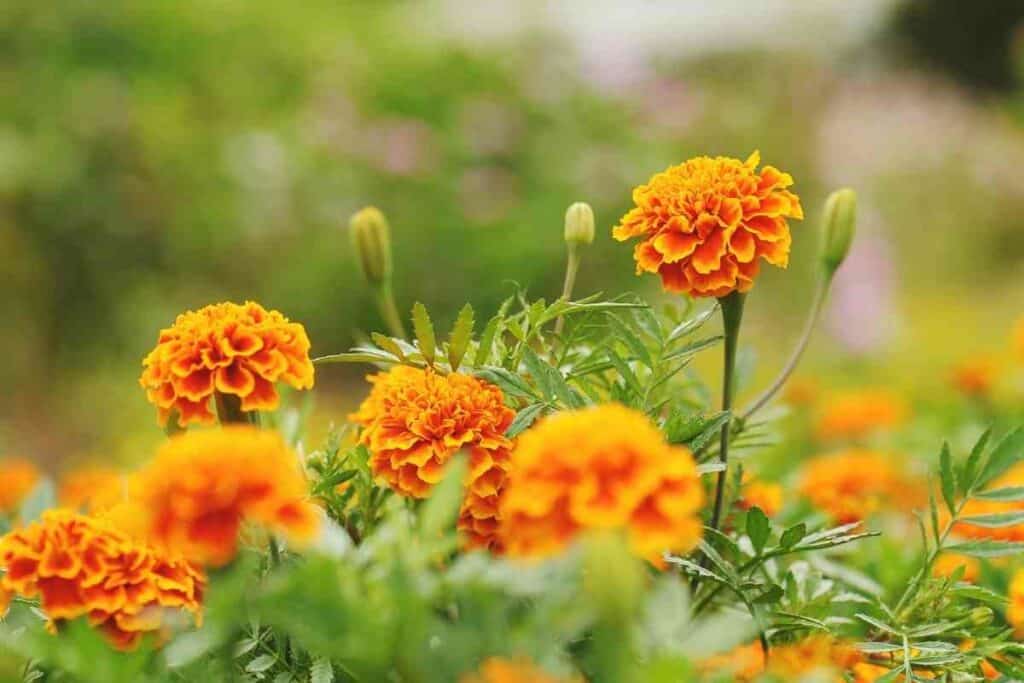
3,0,1024,468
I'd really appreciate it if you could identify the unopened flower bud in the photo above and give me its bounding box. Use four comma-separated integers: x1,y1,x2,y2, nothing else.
564,202,595,247
349,206,393,286
968,606,993,627
820,188,856,275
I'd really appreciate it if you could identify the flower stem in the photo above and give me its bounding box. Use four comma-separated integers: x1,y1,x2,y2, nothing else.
375,281,407,339
708,291,746,534
215,392,247,424
554,245,581,336
740,273,830,421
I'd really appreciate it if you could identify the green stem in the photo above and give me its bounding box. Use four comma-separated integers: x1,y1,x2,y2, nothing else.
708,291,746,534
375,281,406,339
215,392,248,424
554,245,581,336
740,273,830,421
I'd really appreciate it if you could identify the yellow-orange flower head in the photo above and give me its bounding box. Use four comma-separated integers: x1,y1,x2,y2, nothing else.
950,356,998,397
499,404,703,562
0,457,40,515
1013,316,1024,364
0,508,204,650
460,658,580,683
816,389,909,441
1007,570,1024,638
58,466,126,513
613,151,802,298
701,636,862,682
131,427,320,566
349,366,515,550
799,449,920,524
139,301,314,428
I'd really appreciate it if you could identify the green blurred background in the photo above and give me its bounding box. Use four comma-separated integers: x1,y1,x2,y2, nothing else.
3,0,1024,466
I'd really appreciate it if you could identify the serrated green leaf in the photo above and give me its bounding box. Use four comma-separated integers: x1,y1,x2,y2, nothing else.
962,427,992,494
939,442,956,516
313,349,400,365
779,523,807,550
974,486,1024,501
446,304,475,372
475,366,538,400
606,314,652,368
977,426,1024,488
855,613,902,636
473,315,502,367
687,412,731,452
751,584,783,605
946,539,1024,557
506,403,548,438
958,510,1024,528
666,305,717,343
411,302,436,366
310,656,334,683
605,347,642,397
370,333,407,361
746,507,770,554
663,335,723,363
246,654,276,674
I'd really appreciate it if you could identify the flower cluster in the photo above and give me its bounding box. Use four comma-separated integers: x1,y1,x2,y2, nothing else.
799,449,919,524
139,301,314,427
460,657,578,683
0,457,39,514
612,151,802,297
701,636,862,682
131,427,320,566
0,509,204,649
350,366,515,550
816,389,909,441
499,404,703,562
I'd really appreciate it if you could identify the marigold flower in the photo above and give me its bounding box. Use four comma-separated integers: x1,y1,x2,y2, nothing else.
460,657,580,683
1014,316,1024,363
350,366,515,550
499,404,703,562
953,462,1024,542
58,466,126,513
932,552,980,583
799,449,920,524
737,475,783,518
702,636,862,682
612,151,802,297
816,389,909,441
139,301,314,428
131,427,320,566
0,457,40,515
0,508,204,650
950,356,998,397
1007,570,1024,638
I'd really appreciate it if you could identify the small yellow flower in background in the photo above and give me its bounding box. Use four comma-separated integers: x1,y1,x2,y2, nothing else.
131,426,320,566
0,457,40,515
799,449,920,524
460,657,580,683
953,462,1024,542
736,474,783,518
950,356,999,398
350,366,515,551
58,466,126,513
1007,570,1024,638
499,404,703,563
612,151,802,297
0,508,204,650
139,301,314,427
1014,316,1024,364
816,389,909,441
932,552,980,583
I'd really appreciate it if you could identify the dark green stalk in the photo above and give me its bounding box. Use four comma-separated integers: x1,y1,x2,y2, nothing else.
708,291,746,534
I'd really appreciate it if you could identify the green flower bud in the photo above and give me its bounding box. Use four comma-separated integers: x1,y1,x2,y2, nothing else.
820,188,856,275
968,606,994,627
564,201,595,246
349,206,393,286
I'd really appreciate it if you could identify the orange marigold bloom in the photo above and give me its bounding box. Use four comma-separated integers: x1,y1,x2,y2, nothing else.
139,301,314,428
1014,316,1024,363
816,389,909,441
1007,570,1024,638
799,449,919,524
932,552,980,583
460,657,580,683
0,457,40,515
950,356,998,397
0,508,204,650
131,427,320,566
953,462,1024,542
612,151,802,298
737,474,783,517
702,636,862,682
349,366,515,550
499,404,703,562
58,466,126,513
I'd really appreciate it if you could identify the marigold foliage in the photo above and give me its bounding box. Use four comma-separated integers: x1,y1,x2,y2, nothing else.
499,404,703,562
0,508,204,650
815,389,909,441
612,151,802,297
350,365,514,550
953,462,1024,542
0,457,39,514
139,301,314,428
459,657,578,683
799,449,919,524
131,426,320,566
